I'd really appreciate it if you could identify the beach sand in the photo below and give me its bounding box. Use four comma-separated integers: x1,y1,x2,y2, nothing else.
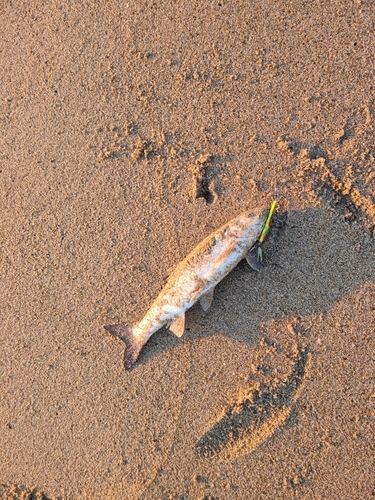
1,1,374,498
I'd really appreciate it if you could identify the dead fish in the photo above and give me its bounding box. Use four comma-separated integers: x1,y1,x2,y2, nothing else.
105,206,269,369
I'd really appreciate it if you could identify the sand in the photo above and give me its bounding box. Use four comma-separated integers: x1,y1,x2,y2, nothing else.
1,1,374,499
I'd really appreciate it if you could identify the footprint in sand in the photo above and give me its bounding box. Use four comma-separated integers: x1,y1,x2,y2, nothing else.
195,341,309,458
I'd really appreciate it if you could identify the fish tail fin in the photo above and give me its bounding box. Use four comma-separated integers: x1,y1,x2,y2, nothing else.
104,324,143,370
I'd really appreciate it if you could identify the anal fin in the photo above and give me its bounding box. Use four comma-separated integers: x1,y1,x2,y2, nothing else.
169,313,185,338
200,288,214,312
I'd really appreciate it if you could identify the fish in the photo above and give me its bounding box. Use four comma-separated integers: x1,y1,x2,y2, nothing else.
105,205,270,369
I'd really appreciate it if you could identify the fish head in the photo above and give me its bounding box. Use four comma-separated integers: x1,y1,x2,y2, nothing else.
223,208,269,242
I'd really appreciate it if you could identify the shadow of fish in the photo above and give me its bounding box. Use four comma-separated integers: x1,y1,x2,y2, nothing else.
105,206,269,369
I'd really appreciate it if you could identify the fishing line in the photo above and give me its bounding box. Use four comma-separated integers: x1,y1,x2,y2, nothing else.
261,0,279,205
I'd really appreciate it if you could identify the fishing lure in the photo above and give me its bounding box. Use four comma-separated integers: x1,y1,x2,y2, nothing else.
246,200,277,271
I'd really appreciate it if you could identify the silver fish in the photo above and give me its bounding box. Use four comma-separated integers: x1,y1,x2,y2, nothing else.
105,206,269,369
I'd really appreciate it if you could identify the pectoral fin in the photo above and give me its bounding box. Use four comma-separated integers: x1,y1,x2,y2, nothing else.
169,313,185,338
200,288,214,312
246,244,266,271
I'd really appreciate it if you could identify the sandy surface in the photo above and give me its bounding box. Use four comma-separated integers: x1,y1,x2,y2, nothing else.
1,1,375,499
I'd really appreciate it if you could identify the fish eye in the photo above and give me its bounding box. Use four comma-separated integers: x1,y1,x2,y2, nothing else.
224,226,241,238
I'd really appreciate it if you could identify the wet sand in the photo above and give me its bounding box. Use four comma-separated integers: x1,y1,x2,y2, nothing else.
1,1,374,498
